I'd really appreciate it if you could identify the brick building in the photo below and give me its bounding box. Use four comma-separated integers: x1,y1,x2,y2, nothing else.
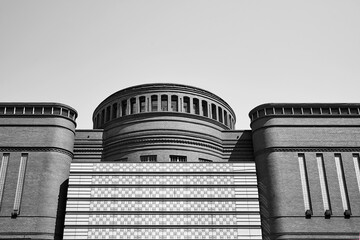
0,84,359,239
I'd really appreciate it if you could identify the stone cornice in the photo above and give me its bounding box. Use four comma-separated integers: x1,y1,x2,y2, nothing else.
0,102,78,123
0,147,74,158
254,147,360,157
249,103,360,124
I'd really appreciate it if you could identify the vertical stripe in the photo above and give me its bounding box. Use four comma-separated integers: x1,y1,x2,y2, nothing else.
12,153,28,216
334,154,350,211
316,154,331,212
353,154,360,194
298,154,311,213
0,153,10,208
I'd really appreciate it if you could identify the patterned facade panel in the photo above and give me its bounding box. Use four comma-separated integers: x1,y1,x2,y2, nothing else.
69,174,258,185
70,162,256,173
67,187,258,199
65,162,262,240
63,228,262,240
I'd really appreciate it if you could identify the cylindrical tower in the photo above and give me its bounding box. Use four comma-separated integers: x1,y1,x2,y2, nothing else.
0,103,77,240
93,83,236,162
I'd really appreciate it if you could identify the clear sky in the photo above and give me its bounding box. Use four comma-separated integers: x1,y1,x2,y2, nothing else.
1,1,359,130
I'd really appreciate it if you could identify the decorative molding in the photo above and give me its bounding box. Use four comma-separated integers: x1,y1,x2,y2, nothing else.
0,147,73,158
254,147,360,157
105,137,224,153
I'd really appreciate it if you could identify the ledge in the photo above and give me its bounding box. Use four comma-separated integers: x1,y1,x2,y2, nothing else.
249,103,360,123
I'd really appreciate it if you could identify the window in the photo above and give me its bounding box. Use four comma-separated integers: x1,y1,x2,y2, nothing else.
316,154,331,218
211,104,217,120
183,97,190,113
140,155,157,162
199,158,212,162
298,154,312,218
224,111,228,126
161,95,168,111
12,153,28,218
139,96,146,113
202,100,208,117
171,95,178,112
121,100,127,116
112,103,117,119
151,95,158,112
0,153,9,208
106,106,111,122
170,155,187,162
218,107,223,123
353,154,360,195
101,109,105,124
193,98,199,115
130,98,137,114
334,154,351,217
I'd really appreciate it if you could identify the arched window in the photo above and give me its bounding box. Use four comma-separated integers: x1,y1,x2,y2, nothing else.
121,100,127,116
112,103,117,119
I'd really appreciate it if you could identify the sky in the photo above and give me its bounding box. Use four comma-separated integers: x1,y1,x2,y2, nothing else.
0,1,359,130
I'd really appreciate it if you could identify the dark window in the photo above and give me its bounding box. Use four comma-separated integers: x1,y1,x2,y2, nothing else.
151,95,158,111
171,95,178,112
183,97,190,113
193,98,199,115
161,95,168,111
202,100,208,117
121,100,127,116
112,103,117,119
139,96,146,112
224,111,228,126
106,106,111,122
130,98,137,114
211,104,217,120
101,109,105,124
140,155,157,162
170,155,187,162
218,107,223,123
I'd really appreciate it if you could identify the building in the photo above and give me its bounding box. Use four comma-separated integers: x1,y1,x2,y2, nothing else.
0,83,359,240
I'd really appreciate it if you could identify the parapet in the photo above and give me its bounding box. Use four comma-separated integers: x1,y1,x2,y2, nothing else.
0,102,77,122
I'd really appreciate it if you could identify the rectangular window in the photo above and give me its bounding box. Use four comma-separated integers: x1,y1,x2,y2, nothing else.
193,98,199,115
334,154,351,214
298,154,312,217
106,106,111,122
161,95,168,111
0,153,9,208
183,97,190,113
202,100,208,117
130,98,137,114
171,96,178,112
170,155,187,162
112,103,117,119
353,154,360,194
211,104,217,120
151,95,158,112
12,153,28,218
121,100,127,116
139,96,146,113
140,155,157,162
218,107,223,123
316,154,331,216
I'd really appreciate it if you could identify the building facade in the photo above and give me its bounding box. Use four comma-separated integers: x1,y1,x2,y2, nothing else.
0,84,359,239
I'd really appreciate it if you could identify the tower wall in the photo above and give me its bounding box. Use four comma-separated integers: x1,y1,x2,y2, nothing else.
250,104,360,240
0,103,77,240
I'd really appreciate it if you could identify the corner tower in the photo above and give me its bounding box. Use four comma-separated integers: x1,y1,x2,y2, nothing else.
249,103,360,240
0,103,77,240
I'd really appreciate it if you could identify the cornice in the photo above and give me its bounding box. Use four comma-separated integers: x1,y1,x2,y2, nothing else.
254,147,360,157
0,147,74,158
